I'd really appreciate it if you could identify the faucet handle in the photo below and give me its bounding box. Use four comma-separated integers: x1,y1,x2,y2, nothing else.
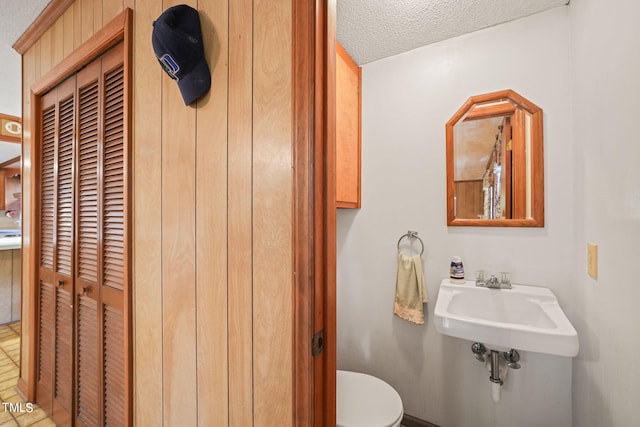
499,272,511,288
475,270,488,286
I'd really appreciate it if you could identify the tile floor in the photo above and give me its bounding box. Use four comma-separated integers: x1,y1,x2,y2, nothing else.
0,323,54,427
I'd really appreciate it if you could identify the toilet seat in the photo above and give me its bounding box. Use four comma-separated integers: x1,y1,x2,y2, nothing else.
337,370,404,427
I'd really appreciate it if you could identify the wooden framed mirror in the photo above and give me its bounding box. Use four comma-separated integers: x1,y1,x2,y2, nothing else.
446,90,544,227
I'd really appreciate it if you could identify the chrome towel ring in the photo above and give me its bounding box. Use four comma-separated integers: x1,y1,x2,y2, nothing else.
397,230,424,255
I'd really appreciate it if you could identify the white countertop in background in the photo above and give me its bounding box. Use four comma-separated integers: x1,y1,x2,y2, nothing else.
0,236,21,250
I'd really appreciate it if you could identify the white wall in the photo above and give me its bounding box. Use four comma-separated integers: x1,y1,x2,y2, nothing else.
337,7,575,426
0,44,22,116
570,0,640,426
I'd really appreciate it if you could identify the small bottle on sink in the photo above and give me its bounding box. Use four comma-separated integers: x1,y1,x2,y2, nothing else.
450,256,465,283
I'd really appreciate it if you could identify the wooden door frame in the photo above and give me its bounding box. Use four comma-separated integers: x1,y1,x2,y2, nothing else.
21,9,133,426
292,0,337,425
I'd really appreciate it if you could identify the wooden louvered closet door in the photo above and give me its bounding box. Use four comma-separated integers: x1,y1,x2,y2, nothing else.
37,75,76,426
36,42,129,427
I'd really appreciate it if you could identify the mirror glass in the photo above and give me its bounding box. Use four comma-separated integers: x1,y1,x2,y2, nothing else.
446,90,544,227
0,114,22,169
0,114,22,217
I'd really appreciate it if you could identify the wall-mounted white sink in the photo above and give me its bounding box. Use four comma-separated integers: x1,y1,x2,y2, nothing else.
434,279,579,357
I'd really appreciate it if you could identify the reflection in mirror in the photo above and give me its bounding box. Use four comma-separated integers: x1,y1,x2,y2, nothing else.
446,90,544,227
0,113,22,221
0,114,22,144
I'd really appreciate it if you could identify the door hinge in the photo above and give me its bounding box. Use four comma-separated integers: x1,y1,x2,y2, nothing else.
312,329,325,357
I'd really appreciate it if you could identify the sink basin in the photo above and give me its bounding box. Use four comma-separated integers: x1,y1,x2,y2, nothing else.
434,279,579,357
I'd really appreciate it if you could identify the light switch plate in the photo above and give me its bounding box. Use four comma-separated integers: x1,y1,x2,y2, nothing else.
587,243,598,279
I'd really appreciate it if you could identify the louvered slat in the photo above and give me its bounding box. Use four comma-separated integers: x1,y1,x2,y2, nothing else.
40,107,56,270
103,306,125,426
38,281,54,385
54,289,72,412
56,96,74,276
103,65,125,291
77,295,99,427
78,81,100,283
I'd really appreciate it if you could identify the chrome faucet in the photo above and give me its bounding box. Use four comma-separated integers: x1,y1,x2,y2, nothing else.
486,275,501,288
476,272,512,289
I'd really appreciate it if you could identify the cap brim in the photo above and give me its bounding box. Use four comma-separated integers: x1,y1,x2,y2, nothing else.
177,56,211,105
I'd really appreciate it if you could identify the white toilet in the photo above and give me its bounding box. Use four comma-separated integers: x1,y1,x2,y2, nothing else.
337,370,404,427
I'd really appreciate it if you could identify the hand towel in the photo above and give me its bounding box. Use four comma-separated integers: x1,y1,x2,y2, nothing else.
393,253,428,324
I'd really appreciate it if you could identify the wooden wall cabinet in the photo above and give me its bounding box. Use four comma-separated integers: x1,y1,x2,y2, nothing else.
0,168,21,211
336,42,362,208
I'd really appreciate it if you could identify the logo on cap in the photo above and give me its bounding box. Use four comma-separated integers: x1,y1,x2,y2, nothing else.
159,54,180,80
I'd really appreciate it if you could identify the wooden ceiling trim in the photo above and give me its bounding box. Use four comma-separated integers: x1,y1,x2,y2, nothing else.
12,0,74,55
31,9,130,96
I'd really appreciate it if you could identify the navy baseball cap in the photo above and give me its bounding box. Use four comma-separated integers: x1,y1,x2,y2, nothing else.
152,5,211,105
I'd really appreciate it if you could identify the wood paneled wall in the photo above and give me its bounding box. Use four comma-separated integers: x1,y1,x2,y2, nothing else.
20,0,294,425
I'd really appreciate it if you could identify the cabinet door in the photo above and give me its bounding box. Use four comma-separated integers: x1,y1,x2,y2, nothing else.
36,74,75,427
98,44,127,427
75,42,127,427
336,42,362,208
75,54,102,427
36,91,57,418
52,85,75,427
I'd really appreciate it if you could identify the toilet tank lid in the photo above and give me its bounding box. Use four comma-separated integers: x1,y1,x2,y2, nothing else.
337,370,403,427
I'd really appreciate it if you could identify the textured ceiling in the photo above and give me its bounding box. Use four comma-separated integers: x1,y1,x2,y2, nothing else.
337,0,569,64
0,1,570,63
0,0,51,48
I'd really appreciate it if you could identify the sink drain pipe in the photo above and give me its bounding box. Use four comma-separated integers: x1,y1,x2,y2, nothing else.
488,350,505,403
472,343,521,403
